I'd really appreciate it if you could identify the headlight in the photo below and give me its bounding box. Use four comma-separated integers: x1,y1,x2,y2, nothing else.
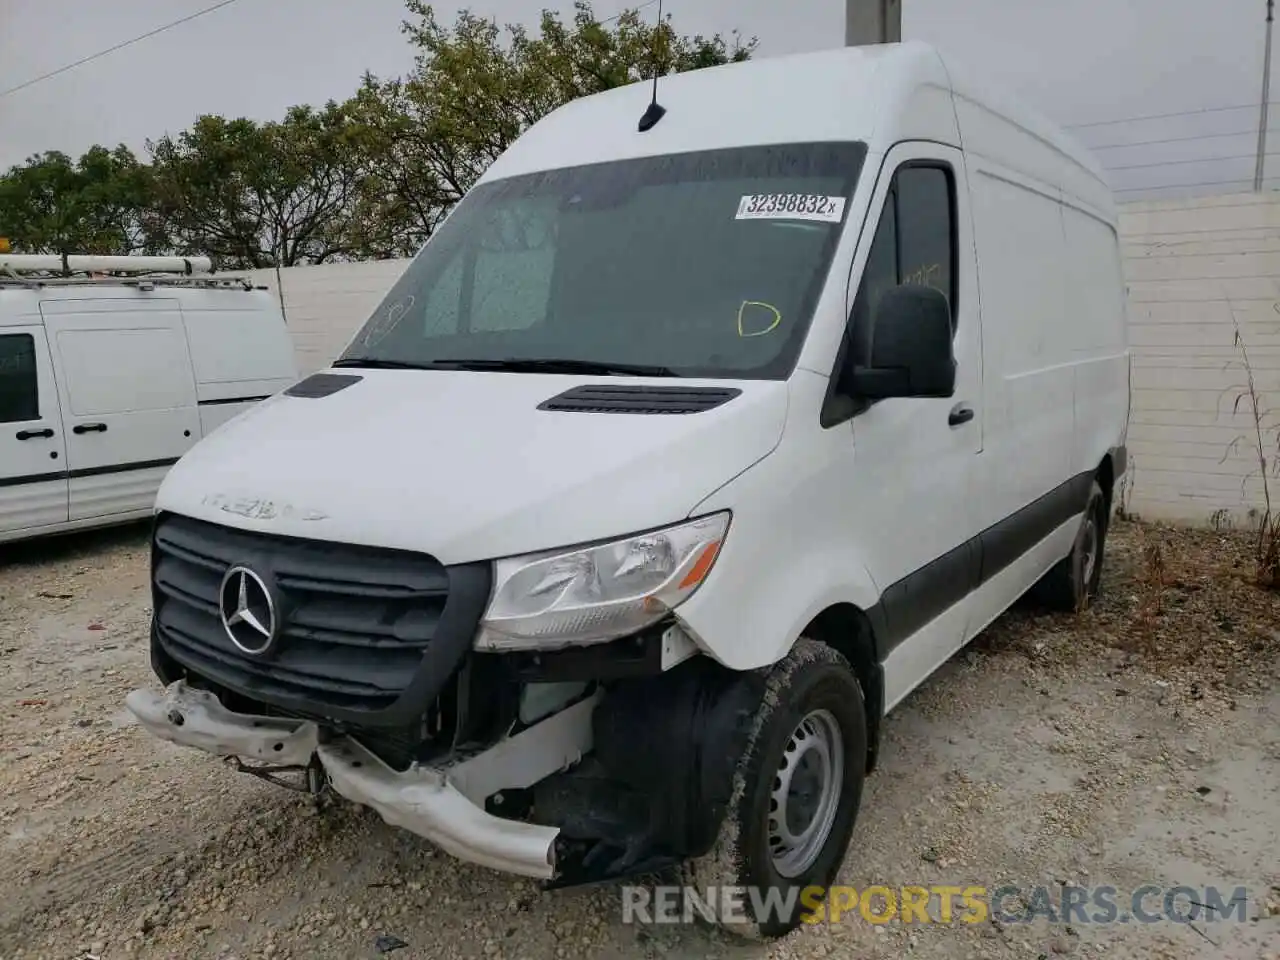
474,512,730,651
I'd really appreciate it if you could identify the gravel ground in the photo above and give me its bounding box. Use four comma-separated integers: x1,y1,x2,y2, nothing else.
1,517,1278,960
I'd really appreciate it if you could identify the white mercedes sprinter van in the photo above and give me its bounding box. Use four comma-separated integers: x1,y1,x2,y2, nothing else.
0,255,297,545
125,42,1130,936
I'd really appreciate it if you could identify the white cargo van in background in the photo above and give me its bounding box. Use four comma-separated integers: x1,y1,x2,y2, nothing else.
125,42,1130,938
0,255,298,544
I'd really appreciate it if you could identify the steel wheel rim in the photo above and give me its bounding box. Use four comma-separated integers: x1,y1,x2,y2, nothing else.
768,708,845,878
1081,508,1099,587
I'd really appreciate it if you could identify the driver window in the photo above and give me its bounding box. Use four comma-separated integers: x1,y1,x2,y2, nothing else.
848,163,957,367
849,195,897,367
896,166,955,319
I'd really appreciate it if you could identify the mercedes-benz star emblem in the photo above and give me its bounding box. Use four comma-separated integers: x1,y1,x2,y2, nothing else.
218,566,278,656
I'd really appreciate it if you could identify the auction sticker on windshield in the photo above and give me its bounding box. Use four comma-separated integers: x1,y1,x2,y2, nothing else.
735,194,847,222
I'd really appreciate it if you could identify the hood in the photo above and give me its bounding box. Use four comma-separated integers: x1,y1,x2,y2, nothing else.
157,369,788,564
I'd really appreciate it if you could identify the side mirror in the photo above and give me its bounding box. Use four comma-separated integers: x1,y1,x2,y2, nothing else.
849,285,956,399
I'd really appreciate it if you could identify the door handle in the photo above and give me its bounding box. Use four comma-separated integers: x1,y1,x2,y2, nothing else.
948,403,975,427
16,428,55,440
73,422,108,435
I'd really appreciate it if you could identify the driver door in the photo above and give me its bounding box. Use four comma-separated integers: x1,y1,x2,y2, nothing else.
840,142,985,709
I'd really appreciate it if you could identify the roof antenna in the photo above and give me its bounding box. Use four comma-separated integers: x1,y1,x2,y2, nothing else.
637,0,667,132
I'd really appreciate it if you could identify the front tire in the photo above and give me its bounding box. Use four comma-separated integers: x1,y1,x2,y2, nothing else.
682,639,867,940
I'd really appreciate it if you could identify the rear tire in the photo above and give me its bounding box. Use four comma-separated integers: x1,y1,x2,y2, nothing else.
1034,479,1108,612
681,639,867,940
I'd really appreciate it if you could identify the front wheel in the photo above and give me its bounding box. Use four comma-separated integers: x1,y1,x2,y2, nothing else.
682,639,867,940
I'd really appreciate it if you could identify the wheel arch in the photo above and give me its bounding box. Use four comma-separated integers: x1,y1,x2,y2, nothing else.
1096,452,1115,517
799,603,884,775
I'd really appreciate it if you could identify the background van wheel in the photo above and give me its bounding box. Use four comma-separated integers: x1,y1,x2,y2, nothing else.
1033,479,1108,612
681,639,867,940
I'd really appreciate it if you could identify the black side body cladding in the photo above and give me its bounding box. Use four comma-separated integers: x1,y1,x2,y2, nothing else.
0,457,181,489
979,472,1094,584
865,466,1105,660
0,470,65,489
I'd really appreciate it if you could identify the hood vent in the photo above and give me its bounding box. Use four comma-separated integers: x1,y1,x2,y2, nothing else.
284,373,363,398
538,384,742,414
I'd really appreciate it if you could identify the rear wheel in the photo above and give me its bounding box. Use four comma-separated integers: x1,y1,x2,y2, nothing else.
681,639,867,940
1034,479,1108,612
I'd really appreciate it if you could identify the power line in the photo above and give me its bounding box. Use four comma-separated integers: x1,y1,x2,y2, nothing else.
599,0,661,25
1066,102,1265,130
0,0,667,107
1087,128,1277,151
0,0,654,101
0,0,248,99
1106,151,1280,172
1112,176,1270,193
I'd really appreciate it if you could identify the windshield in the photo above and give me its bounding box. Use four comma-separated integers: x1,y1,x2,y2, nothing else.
340,141,867,380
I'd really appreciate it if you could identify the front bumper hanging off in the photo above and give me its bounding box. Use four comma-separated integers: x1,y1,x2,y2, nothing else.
125,681,596,880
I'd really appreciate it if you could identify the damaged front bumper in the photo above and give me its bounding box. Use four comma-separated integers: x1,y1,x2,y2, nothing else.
124,681,582,880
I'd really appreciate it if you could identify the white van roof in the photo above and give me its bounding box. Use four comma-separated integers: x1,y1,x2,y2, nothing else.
481,40,1108,201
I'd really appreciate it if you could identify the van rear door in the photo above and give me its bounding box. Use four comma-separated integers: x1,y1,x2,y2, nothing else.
39,298,200,521
0,325,69,537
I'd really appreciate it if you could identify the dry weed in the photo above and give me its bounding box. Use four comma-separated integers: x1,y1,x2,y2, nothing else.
1220,313,1280,590
978,517,1280,694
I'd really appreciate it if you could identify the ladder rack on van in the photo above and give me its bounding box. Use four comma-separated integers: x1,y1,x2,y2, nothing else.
0,253,261,292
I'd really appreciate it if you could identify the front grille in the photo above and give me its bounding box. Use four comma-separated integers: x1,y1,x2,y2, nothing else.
151,513,481,725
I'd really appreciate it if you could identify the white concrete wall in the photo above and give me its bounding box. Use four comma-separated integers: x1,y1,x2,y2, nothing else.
1120,192,1280,527
251,192,1280,527
242,259,411,377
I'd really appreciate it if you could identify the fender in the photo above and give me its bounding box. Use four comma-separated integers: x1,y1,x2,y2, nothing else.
676,377,884,671
677,536,882,672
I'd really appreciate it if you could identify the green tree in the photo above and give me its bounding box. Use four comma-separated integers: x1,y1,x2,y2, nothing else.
147,102,394,268
0,2,753,264
0,146,162,256
345,74,455,258
350,1,755,250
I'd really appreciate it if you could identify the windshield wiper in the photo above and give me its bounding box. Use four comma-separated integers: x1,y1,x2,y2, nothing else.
333,356,680,376
429,358,679,377
331,358,440,370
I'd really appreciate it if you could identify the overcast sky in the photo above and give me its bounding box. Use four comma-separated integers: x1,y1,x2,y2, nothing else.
0,0,1273,200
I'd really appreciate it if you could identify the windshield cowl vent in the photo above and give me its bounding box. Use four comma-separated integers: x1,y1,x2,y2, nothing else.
538,384,742,414
284,373,363,398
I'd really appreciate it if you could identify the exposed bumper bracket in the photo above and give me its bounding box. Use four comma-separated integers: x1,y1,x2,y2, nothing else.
125,682,320,766
125,680,563,879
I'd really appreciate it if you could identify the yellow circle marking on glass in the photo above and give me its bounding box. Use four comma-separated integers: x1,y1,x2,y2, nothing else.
738,300,782,337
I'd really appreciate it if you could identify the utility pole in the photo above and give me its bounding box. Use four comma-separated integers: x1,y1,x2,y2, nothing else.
846,0,902,46
1255,0,1274,191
